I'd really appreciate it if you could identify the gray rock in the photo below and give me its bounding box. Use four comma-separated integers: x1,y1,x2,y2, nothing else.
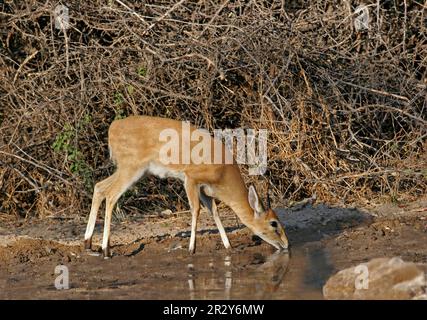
323,257,427,300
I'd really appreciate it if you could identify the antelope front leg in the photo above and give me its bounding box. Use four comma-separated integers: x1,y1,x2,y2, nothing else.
184,177,200,254
211,199,231,249
199,189,231,250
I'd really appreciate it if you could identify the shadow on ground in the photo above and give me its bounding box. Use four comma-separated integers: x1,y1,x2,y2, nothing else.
276,203,373,244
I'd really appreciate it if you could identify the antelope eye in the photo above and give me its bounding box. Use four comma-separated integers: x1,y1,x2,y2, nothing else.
270,221,278,228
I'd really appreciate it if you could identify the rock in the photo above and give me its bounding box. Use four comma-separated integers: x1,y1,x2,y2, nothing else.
161,209,173,216
323,257,427,300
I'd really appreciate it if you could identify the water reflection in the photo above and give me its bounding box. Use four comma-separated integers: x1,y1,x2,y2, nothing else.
187,251,290,299
303,247,335,289
257,251,290,292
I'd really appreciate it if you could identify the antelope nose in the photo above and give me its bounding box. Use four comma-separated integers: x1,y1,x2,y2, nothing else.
280,235,289,250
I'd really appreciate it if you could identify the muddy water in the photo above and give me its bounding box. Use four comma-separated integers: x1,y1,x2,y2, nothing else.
1,200,426,299
0,241,331,299
182,244,332,300
96,244,329,299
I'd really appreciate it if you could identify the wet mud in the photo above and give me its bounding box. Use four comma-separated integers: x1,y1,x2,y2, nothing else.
0,199,426,299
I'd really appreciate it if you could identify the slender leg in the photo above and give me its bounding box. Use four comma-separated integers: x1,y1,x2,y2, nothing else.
101,167,144,258
200,188,231,249
184,177,200,254
102,197,115,258
84,174,117,250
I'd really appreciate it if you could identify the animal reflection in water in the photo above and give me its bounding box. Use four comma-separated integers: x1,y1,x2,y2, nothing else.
186,251,290,299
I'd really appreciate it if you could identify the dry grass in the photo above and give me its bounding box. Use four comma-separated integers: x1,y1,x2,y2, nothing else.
0,0,426,218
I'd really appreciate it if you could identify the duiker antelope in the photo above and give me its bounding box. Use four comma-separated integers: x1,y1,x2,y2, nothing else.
84,116,289,257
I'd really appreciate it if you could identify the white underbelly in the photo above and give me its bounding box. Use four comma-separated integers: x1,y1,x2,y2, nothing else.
200,184,215,197
147,162,186,181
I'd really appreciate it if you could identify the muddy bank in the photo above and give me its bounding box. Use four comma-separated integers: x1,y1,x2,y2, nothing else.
0,199,426,299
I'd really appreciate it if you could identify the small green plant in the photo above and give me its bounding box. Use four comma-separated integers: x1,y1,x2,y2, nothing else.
113,91,127,120
389,193,398,204
137,66,147,77
127,85,134,95
81,113,92,126
52,123,74,153
114,108,126,120
113,92,124,106
52,116,92,190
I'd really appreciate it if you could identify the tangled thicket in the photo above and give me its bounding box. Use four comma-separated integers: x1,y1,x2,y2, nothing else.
0,0,426,218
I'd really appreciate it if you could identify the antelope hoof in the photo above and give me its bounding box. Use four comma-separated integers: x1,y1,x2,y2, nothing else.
102,247,111,259
84,238,92,250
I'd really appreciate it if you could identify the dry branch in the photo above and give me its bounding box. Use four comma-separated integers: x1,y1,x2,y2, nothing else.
0,0,426,217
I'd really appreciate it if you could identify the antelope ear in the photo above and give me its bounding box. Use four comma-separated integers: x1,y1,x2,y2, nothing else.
248,185,265,218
